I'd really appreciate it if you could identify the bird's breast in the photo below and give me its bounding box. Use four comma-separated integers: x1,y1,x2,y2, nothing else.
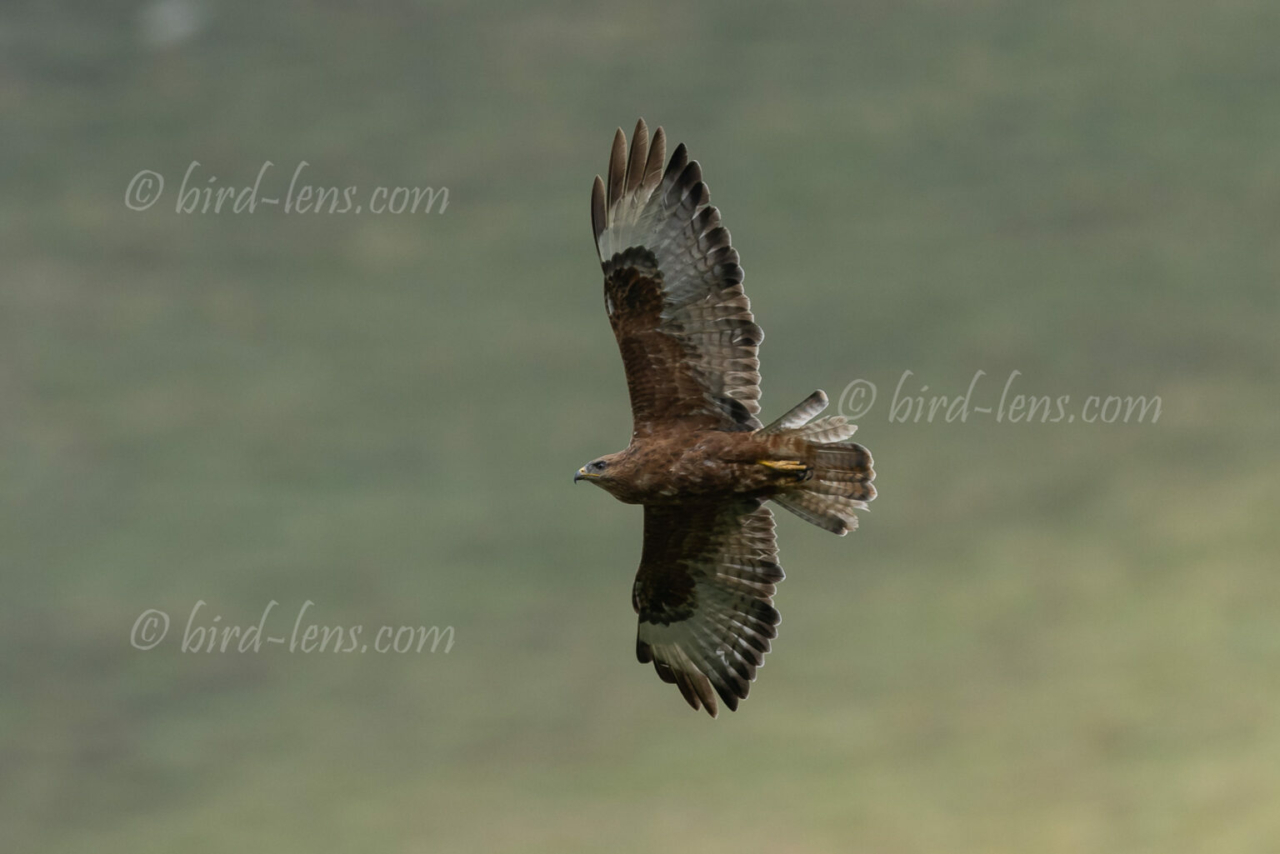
619,431,769,504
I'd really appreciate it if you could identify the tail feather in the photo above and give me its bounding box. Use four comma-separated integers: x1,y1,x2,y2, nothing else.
813,444,874,482
761,390,829,434
795,417,858,444
762,391,876,535
806,475,877,502
772,492,867,536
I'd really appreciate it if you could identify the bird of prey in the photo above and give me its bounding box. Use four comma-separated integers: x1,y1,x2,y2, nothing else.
576,120,876,718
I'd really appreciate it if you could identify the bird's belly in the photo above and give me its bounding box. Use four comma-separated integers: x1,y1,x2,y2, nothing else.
626,440,769,504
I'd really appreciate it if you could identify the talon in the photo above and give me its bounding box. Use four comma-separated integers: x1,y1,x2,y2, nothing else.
758,460,808,472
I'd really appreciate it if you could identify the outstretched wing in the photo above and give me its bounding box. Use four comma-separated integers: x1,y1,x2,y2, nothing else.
592,119,764,435
633,499,784,717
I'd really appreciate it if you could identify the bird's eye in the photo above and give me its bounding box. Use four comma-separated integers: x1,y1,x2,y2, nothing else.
592,460,606,471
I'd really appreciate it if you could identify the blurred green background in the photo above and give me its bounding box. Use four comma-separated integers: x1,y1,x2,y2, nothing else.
4,1,1279,851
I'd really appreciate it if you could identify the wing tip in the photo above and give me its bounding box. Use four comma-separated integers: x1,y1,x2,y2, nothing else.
607,127,627,210
625,119,649,194
590,174,606,248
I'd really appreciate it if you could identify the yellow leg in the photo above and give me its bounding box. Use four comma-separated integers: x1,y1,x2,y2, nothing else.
758,459,808,472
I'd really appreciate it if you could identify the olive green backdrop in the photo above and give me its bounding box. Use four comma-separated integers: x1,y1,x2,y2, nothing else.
4,1,1278,851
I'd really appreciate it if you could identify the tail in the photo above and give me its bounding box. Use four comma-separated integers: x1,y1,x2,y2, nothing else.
761,391,876,536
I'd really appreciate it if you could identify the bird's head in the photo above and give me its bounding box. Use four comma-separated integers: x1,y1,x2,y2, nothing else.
574,453,621,488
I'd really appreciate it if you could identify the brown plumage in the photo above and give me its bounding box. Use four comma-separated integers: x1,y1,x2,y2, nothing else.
576,120,876,717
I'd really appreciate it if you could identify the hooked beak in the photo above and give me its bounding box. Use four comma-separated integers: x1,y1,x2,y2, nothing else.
574,467,589,483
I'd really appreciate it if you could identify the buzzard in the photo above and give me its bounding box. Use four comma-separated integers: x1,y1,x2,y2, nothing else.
576,120,876,717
